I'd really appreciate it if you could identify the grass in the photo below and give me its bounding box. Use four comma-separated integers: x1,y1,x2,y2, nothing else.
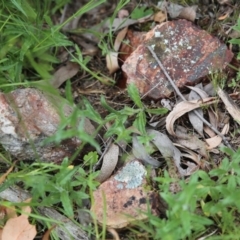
0,0,240,239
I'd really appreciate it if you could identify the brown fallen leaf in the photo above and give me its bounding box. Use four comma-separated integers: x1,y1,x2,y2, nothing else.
175,126,208,159
205,123,229,150
1,205,36,240
51,61,79,88
153,10,166,23
158,1,197,21
107,228,120,240
174,144,201,166
42,225,56,240
217,87,240,125
0,206,17,220
207,108,218,129
188,84,204,136
203,125,216,138
106,27,128,74
96,143,119,183
147,129,186,176
166,97,218,136
132,135,161,168
0,161,16,184
187,85,209,99
178,6,198,22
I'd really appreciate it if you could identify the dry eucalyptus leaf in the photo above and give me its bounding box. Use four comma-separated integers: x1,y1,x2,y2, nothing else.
182,157,199,175
96,143,119,183
217,87,240,125
2,205,36,240
103,18,138,33
203,82,216,97
188,84,204,136
51,62,79,88
166,97,217,136
132,136,161,168
187,85,209,99
158,1,183,18
147,129,186,176
175,126,208,159
178,6,198,22
118,9,129,18
174,143,202,166
204,125,216,138
158,1,197,21
106,27,128,74
0,162,16,184
154,10,167,23
208,109,218,129
205,123,229,149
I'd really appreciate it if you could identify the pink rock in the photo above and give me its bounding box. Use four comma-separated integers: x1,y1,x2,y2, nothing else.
91,160,163,229
122,20,233,99
0,88,94,162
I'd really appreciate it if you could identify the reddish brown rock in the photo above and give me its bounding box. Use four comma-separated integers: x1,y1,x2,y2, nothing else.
0,88,94,162
91,160,163,229
119,29,145,63
122,20,233,99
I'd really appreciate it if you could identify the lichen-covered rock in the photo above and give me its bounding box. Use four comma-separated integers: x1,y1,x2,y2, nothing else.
122,20,233,99
91,160,164,229
0,88,94,162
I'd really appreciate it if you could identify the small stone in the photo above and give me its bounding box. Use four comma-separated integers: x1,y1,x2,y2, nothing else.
122,20,233,100
91,160,163,229
0,88,94,162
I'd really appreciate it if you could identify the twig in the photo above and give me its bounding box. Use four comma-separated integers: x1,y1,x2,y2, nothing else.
147,46,234,150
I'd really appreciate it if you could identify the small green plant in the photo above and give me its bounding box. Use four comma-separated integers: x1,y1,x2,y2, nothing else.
3,158,99,218
0,0,105,90
229,18,240,60
101,83,168,142
136,148,240,240
228,70,240,88
130,6,154,20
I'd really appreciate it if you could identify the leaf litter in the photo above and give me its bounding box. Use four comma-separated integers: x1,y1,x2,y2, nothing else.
1,0,240,238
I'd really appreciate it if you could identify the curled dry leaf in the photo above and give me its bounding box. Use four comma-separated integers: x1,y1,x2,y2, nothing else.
174,143,201,164
178,6,198,22
0,162,16,184
205,123,229,149
208,108,218,129
187,85,209,99
42,225,56,240
147,129,186,176
166,97,218,136
106,27,128,74
96,143,119,183
118,9,129,19
132,135,161,168
203,82,216,97
158,1,197,21
188,84,204,136
204,125,216,138
175,126,208,159
217,87,240,125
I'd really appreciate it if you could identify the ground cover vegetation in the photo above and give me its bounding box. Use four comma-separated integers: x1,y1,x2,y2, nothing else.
0,0,240,239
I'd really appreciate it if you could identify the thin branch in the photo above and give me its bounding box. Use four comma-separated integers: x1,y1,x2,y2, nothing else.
147,45,233,150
